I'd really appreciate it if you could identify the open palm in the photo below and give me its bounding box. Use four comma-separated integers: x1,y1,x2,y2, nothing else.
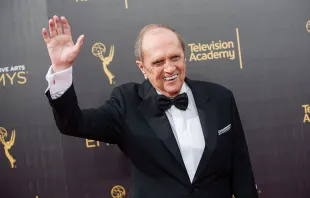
42,15,84,73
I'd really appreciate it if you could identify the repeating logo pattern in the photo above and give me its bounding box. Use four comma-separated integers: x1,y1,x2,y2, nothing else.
92,42,116,86
111,185,126,198
302,104,310,123
187,28,243,69
0,127,16,168
0,65,28,87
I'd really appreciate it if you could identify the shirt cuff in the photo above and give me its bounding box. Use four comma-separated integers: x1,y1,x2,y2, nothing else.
45,65,73,99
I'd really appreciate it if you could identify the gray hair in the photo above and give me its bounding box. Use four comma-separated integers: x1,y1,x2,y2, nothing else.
134,24,186,61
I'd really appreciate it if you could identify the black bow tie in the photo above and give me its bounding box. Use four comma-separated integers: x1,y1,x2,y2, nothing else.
157,93,188,111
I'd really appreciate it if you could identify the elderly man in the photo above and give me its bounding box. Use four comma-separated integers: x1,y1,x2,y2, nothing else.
42,15,258,198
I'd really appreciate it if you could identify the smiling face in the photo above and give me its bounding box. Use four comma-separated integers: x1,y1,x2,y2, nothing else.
136,28,186,98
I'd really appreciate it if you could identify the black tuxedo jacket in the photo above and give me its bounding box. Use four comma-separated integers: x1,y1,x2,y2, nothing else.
46,78,258,198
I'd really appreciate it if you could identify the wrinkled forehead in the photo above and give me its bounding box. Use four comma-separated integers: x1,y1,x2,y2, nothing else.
142,29,183,59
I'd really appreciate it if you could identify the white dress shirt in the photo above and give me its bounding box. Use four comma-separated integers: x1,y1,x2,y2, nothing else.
45,66,205,182
45,66,73,99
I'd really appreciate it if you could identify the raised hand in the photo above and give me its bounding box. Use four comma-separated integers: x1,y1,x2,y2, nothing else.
42,15,84,73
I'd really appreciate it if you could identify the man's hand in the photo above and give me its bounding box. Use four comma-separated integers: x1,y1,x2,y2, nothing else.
42,15,84,73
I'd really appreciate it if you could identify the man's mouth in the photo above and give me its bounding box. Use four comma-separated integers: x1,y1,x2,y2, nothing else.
163,74,178,81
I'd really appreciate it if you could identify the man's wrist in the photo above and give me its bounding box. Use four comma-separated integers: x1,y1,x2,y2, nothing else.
52,64,72,73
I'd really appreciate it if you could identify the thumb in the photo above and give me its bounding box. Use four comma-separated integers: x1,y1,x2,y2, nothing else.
74,34,84,52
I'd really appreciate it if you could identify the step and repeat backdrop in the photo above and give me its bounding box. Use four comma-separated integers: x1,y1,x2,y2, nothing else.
0,0,309,197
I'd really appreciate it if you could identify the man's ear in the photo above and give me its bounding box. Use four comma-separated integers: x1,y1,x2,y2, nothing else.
136,60,147,79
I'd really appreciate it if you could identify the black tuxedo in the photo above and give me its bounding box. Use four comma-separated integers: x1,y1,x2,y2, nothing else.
46,78,258,198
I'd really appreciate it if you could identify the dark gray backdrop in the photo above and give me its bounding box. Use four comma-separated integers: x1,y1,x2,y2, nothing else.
0,0,309,197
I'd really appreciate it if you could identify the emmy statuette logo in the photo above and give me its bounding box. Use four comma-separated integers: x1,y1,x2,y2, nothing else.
0,127,16,168
111,185,126,198
306,20,310,33
125,0,128,9
92,43,115,86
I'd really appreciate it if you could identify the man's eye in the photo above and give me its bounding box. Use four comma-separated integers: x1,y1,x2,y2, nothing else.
153,60,164,66
171,56,180,61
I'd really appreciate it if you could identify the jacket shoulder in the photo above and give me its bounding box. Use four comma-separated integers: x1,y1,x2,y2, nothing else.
190,79,234,100
111,82,141,99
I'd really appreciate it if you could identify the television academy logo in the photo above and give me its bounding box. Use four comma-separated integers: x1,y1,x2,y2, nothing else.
302,104,310,123
187,28,244,69
0,65,28,87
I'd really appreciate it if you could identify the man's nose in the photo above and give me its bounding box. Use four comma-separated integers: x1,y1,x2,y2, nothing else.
164,64,176,73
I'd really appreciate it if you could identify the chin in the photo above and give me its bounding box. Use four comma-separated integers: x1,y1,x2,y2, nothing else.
164,84,182,96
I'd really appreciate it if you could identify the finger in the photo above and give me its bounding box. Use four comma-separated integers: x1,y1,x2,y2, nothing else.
53,15,63,35
74,34,84,52
42,28,51,44
61,16,71,36
49,18,57,38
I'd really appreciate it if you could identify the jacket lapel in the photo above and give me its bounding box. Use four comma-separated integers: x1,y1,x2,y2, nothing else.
137,80,190,184
137,78,218,184
185,78,218,182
